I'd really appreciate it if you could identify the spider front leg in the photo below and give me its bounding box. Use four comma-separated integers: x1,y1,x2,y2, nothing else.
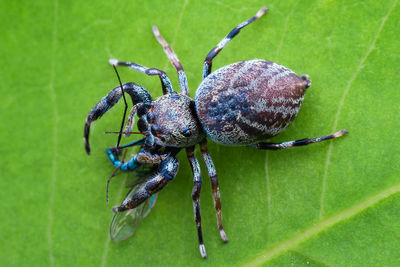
84,82,152,154
186,146,207,258
199,139,228,242
202,7,268,79
109,59,174,95
112,153,180,212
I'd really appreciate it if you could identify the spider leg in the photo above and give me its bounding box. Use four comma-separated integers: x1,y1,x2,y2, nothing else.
152,26,189,96
84,82,152,154
106,144,168,171
199,139,228,242
202,7,268,79
123,104,139,136
109,59,174,95
112,153,180,212
186,146,207,258
253,129,348,150
136,150,169,164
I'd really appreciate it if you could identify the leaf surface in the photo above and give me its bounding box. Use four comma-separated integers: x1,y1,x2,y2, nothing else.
1,0,399,266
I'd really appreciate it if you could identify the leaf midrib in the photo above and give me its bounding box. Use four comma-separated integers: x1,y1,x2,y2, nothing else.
241,182,400,266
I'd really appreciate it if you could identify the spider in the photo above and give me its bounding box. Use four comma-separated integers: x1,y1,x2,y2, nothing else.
84,7,347,258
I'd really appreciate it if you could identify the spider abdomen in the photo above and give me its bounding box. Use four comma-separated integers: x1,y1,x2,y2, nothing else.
195,59,310,145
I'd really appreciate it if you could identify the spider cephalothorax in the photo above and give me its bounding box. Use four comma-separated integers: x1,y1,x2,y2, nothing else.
84,7,347,258
139,93,205,148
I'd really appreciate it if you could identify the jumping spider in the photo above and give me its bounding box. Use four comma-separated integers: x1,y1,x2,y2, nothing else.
84,7,347,258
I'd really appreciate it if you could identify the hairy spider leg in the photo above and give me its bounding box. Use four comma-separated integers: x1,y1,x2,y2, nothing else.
152,26,190,96
138,110,156,148
186,146,207,258
124,104,138,136
123,103,152,140
253,129,348,150
84,82,152,154
202,7,268,79
112,153,180,212
136,150,169,164
109,59,174,95
199,139,228,243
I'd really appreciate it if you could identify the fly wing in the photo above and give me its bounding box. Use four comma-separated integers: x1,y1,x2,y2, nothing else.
110,145,161,242
110,180,157,242
124,163,157,188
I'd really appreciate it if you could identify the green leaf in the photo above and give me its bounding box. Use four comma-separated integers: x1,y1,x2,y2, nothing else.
1,0,399,266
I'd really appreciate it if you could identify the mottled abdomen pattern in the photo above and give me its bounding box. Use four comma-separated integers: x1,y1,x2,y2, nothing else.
195,59,309,145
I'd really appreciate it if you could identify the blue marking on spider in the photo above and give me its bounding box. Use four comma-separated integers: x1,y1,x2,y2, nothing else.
106,149,141,171
106,139,145,171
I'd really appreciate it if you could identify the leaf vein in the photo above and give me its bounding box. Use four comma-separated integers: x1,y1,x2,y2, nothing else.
292,249,336,267
319,0,398,219
275,0,299,61
101,177,127,267
242,182,400,266
47,0,59,266
162,0,189,72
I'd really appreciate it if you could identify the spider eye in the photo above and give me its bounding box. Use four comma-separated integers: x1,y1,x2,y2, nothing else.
182,128,191,137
